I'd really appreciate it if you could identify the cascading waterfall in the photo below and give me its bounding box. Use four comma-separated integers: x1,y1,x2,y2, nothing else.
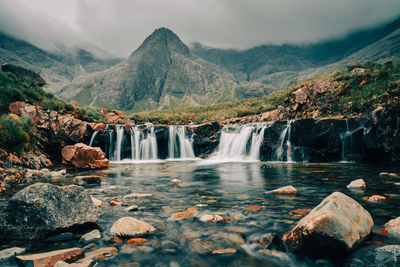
276,120,294,162
89,130,99,147
211,124,266,161
126,125,158,161
168,126,195,159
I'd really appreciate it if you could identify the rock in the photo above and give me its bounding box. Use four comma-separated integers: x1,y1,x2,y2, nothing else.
62,143,108,169
243,205,262,212
212,248,236,254
109,199,127,206
168,210,198,221
199,214,229,223
76,247,117,262
0,247,26,263
291,209,310,215
228,212,246,221
253,233,284,251
190,239,216,254
379,172,400,178
343,245,400,267
127,237,147,245
383,217,400,239
125,205,139,212
225,226,250,233
16,248,83,267
54,259,96,267
283,192,374,258
347,179,366,188
80,229,101,243
211,232,245,246
110,217,156,237
2,63,46,86
367,195,386,202
293,88,308,104
265,185,297,194
90,196,103,207
123,193,153,198
2,183,102,240
101,109,127,124
73,175,102,186
170,179,182,185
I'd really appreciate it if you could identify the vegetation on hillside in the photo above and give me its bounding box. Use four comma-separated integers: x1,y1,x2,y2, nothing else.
130,61,400,124
0,71,103,152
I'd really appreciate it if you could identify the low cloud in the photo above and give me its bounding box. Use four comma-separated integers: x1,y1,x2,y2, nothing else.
0,0,399,57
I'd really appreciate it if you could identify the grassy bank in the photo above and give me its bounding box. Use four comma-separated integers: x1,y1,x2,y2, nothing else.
129,61,400,124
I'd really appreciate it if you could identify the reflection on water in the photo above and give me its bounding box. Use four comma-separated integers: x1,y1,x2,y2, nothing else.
3,161,400,266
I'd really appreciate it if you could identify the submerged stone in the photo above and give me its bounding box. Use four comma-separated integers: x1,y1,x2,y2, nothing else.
265,185,297,194
16,248,83,267
110,217,155,237
346,179,366,189
383,217,400,239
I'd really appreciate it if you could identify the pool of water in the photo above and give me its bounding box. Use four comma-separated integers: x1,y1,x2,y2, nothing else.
3,160,400,266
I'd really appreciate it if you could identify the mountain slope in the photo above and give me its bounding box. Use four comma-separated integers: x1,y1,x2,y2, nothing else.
60,28,268,111
0,32,121,93
191,16,400,89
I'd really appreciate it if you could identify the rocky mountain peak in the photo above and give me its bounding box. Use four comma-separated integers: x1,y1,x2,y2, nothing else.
131,27,189,57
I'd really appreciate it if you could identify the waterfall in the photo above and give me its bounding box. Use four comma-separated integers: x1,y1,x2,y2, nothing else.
89,130,99,147
211,124,266,161
115,125,125,161
276,120,294,162
340,119,352,162
168,126,195,159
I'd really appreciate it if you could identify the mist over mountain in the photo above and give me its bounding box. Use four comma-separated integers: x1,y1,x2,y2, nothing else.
0,32,121,93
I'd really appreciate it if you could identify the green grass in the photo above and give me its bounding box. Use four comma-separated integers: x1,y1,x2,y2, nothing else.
129,61,400,124
0,71,105,151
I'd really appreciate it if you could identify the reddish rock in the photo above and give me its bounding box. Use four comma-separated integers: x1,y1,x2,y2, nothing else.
102,109,126,124
123,124,132,131
16,248,83,267
127,238,147,245
283,192,373,257
367,195,386,202
243,205,262,212
293,88,308,104
168,210,198,221
212,248,236,254
91,123,106,131
291,209,311,215
62,143,108,169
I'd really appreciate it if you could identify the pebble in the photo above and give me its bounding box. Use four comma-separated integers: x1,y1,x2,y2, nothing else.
80,230,101,243
347,179,366,188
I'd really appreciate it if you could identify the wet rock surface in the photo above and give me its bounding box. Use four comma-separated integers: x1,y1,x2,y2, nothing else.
0,183,102,240
16,248,84,267
110,217,156,237
62,143,108,169
284,192,374,258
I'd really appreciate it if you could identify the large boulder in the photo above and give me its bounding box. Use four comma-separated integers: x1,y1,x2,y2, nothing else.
62,143,108,169
0,183,102,240
283,192,373,258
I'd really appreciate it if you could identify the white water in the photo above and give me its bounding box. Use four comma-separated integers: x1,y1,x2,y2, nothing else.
115,125,125,161
210,125,266,161
168,126,195,159
276,120,294,162
89,130,99,147
340,119,352,162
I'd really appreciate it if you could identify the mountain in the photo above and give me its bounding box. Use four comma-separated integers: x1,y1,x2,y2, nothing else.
0,32,121,93
60,28,269,111
191,16,400,90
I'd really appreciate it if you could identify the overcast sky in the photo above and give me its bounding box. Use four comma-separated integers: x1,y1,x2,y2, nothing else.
0,0,399,57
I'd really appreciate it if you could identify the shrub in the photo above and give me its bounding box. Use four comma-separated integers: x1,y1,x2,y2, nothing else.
0,115,32,152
